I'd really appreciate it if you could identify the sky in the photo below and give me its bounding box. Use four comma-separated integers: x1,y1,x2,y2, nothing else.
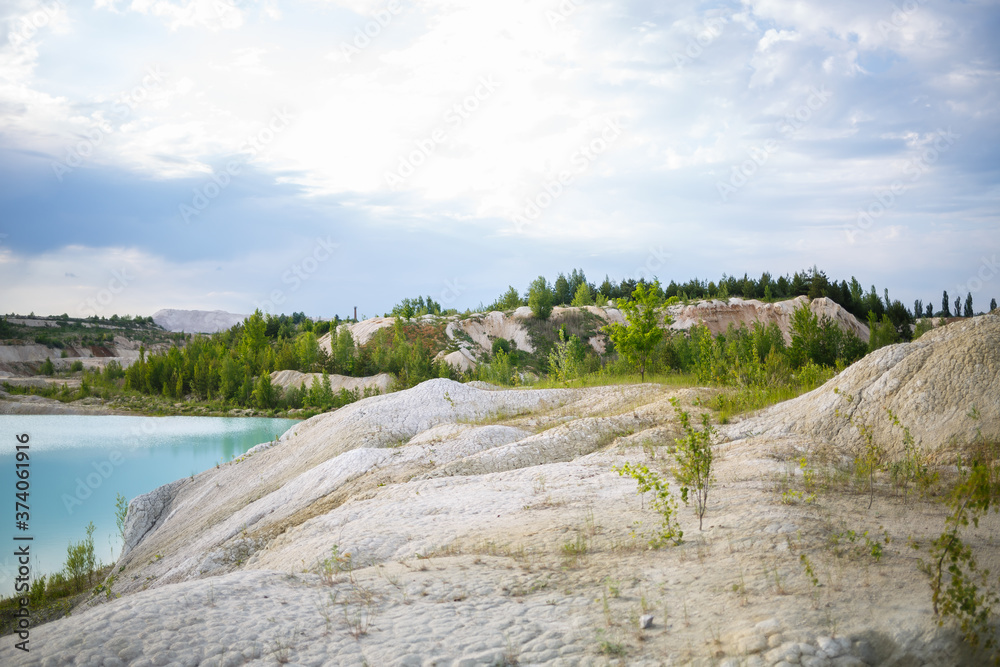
0,0,998,320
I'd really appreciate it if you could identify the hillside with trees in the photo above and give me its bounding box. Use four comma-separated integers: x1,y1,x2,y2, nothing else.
1,267,995,420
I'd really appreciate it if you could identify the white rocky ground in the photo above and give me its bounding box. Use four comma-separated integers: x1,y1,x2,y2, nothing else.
5,315,998,666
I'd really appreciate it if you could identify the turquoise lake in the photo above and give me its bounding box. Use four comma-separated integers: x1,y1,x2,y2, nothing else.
0,415,298,597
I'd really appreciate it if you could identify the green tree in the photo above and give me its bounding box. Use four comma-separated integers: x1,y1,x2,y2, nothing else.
964,293,974,318
253,372,278,410
570,282,593,307
491,286,523,311
333,327,356,374
604,281,667,381
942,291,951,317
528,276,554,320
991,298,998,312
40,357,55,375
554,273,571,305
241,310,268,371
296,331,320,370
868,312,900,352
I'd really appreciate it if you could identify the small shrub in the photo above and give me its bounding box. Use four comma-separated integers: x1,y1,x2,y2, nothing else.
915,452,1000,662
834,389,887,509
64,522,97,591
670,398,714,529
115,493,129,541
613,462,683,547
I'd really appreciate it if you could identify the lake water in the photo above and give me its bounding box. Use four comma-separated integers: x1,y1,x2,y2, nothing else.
0,414,298,597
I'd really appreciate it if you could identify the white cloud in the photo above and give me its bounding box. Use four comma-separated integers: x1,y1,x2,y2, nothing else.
1,0,997,315
95,0,245,31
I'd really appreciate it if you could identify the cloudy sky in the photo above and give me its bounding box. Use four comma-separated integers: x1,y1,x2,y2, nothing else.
0,0,997,319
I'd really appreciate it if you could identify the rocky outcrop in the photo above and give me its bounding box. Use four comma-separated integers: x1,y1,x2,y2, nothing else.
667,296,868,343
121,478,187,558
268,369,394,394
317,317,397,351
722,312,1000,460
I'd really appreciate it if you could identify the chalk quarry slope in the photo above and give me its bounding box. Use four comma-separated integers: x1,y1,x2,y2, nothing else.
722,311,1000,461
7,317,997,666
317,297,867,371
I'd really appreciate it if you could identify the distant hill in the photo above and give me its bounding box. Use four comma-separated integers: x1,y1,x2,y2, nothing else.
152,309,247,333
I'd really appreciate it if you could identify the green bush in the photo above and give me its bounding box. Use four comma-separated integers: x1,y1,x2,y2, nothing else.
479,350,515,386
613,462,683,547
916,452,1000,662
528,276,554,320
548,329,586,382
64,522,97,591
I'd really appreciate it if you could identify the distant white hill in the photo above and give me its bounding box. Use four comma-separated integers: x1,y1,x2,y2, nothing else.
152,309,248,333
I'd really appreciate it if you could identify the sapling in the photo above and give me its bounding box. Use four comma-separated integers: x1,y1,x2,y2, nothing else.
915,454,1000,662
670,398,715,529
613,462,683,547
